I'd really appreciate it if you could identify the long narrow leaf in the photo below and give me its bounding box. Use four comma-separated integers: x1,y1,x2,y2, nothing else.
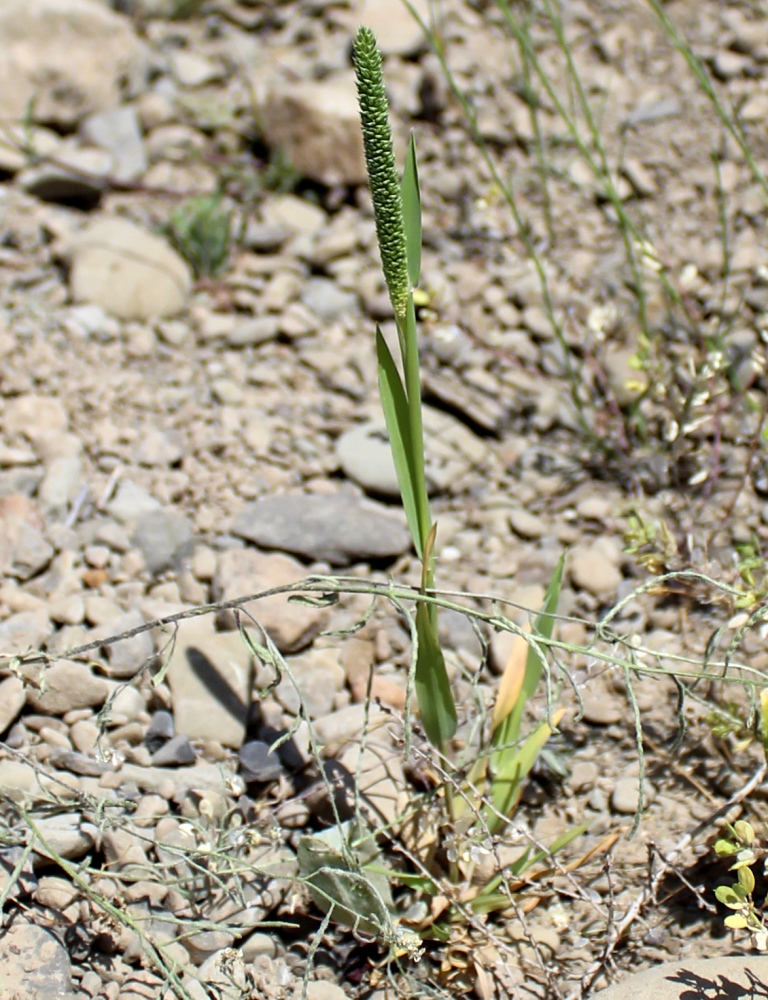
486,708,566,833
496,553,565,750
491,625,530,732
401,132,422,288
402,295,431,556
376,328,422,558
415,601,457,748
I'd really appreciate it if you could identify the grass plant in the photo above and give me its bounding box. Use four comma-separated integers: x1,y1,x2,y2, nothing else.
168,193,232,279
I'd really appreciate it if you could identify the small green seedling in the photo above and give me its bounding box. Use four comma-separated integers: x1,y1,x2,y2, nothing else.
714,820,768,950
169,193,232,279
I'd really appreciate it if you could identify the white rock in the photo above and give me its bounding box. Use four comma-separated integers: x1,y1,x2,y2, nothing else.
260,71,366,186
70,217,192,321
0,0,143,128
166,616,253,749
214,549,328,654
0,676,25,734
344,0,431,56
594,956,768,1000
569,539,623,596
81,105,148,183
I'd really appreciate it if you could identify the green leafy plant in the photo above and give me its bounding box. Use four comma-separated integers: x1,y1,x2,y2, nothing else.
714,819,768,950
168,193,232,279
713,690,768,949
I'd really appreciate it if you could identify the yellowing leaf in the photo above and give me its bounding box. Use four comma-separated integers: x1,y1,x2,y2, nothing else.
739,865,756,895
492,626,530,732
734,820,756,846
725,913,749,929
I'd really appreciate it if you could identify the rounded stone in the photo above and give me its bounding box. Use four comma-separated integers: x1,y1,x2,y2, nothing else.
594,956,768,999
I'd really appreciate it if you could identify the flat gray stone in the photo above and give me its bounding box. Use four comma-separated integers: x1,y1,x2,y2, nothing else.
301,278,357,321
132,508,194,574
214,549,328,654
232,492,410,566
80,104,148,182
165,616,253,749
106,479,161,523
336,409,490,500
24,660,109,715
594,956,768,999
70,217,192,321
92,609,154,679
0,513,53,580
0,919,75,1000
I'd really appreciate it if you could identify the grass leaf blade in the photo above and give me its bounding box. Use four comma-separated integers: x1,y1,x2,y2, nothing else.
376,328,422,558
415,601,457,748
401,131,422,287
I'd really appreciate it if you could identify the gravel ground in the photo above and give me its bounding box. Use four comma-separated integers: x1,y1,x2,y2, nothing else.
2,1,768,998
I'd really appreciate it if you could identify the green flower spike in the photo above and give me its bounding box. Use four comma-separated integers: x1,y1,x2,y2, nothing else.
353,26,410,324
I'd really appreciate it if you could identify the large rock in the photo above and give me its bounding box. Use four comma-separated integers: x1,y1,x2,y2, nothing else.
0,0,142,129
231,492,411,566
260,71,366,187
0,496,53,581
70,218,192,321
594,956,768,1000
214,549,328,654
344,0,431,57
336,407,490,499
0,920,75,1000
166,616,253,749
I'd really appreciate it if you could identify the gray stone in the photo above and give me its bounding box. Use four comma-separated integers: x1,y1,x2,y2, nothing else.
344,0,431,56
337,410,489,500
24,660,109,715
508,508,547,539
106,479,162,523
239,740,284,782
301,278,358,321
136,428,183,468
132,508,194,573
569,539,623,596
226,315,280,347
214,549,328,654
580,690,623,726
0,676,25,734
231,492,410,566
33,812,95,863
80,105,148,182
165,616,253,749
92,609,154,679
70,217,192,321
593,956,768,1000
0,919,75,1000
336,423,399,498
0,0,142,129
275,648,344,719
0,512,53,580
0,609,52,658
610,775,656,815
260,71,366,187
38,456,82,511
151,733,196,767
